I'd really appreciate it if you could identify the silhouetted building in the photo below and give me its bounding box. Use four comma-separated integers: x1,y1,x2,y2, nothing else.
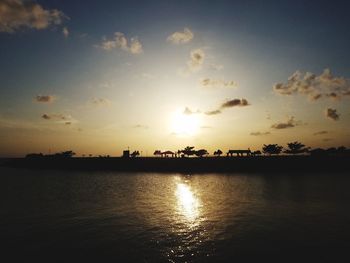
122,150,130,158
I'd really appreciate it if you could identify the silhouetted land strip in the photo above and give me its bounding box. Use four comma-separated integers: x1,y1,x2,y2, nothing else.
2,156,349,173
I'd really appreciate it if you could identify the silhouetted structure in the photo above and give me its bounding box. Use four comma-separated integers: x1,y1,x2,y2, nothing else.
154,150,175,157
252,150,262,156
122,150,130,158
162,150,175,157
226,149,251,156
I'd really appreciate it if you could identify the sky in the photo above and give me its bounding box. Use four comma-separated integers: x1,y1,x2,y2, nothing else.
0,0,350,157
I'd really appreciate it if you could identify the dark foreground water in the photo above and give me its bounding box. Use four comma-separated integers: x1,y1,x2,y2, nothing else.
0,168,349,262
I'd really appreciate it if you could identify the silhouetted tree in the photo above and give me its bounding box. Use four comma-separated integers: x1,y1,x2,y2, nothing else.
214,149,223,157
195,149,209,157
181,146,195,157
284,141,309,154
130,151,140,157
154,150,162,157
262,144,283,155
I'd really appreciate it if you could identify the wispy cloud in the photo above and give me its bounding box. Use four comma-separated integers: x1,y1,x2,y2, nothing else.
41,113,75,124
0,0,67,33
205,110,222,115
90,98,111,107
200,78,237,89
133,124,148,129
250,131,271,136
314,130,328,135
271,116,301,129
35,95,56,103
183,107,200,115
325,108,340,121
323,138,333,142
273,69,350,101
167,27,193,44
99,32,143,54
179,48,206,76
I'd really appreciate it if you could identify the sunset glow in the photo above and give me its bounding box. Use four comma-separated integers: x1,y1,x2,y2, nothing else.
0,1,349,157
171,109,201,136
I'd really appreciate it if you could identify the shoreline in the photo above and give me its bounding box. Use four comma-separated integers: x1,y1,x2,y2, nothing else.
1,156,349,173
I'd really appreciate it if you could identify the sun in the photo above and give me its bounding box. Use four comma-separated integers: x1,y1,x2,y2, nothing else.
171,109,200,136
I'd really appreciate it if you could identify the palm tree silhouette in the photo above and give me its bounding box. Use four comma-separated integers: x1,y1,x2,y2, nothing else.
214,149,223,157
284,141,309,154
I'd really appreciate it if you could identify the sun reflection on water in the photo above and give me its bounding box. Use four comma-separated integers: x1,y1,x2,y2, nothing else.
175,181,200,222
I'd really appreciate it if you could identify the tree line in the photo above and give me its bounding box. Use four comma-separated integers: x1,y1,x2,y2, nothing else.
25,141,350,158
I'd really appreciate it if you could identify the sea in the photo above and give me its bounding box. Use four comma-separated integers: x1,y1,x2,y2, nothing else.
0,167,349,262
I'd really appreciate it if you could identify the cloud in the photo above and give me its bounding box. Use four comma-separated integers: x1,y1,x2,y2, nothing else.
204,98,250,116
183,107,200,115
221,98,249,108
314,130,328,135
200,126,212,129
0,0,66,33
35,95,55,103
65,122,71,125
183,107,193,115
99,32,143,54
323,138,333,142
273,69,350,101
200,78,237,89
133,124,148,129
271,116,301,129
90,98,111,107
205,109,222,115
167,27,193,44
41,113,73,122
325,108,340,121
62,26,69,38
41,114,51,120
250,131,271,136
187,48,205,72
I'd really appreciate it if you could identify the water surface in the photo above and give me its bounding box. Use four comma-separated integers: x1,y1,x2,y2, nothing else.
1,168,349,262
